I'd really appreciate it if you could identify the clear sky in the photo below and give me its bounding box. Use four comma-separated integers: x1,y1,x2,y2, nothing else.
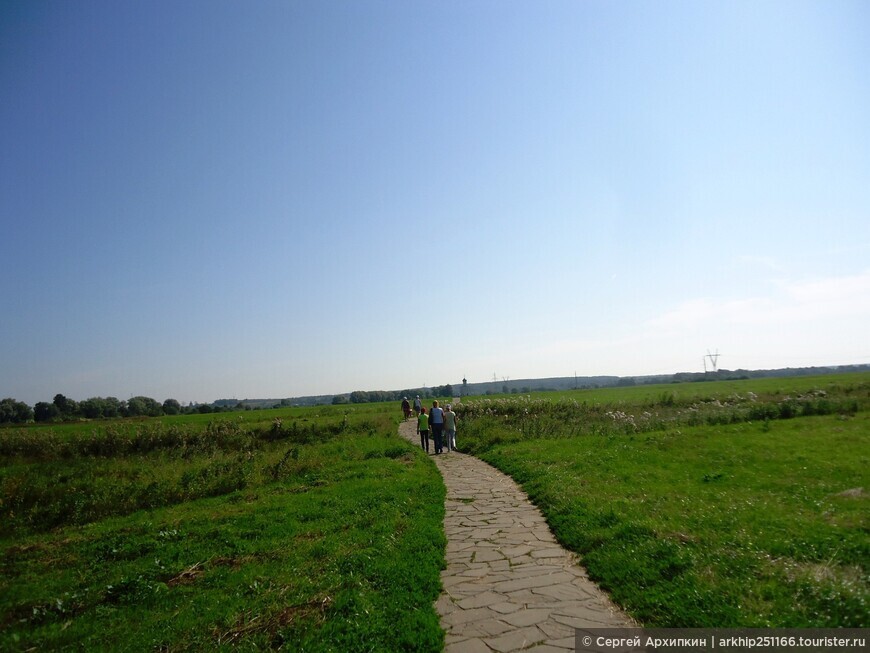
2,1,869,406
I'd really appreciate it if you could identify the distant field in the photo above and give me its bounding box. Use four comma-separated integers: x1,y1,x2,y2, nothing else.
4,401,390,435
1,404,445,651
456,372,870,627
540,372,870,405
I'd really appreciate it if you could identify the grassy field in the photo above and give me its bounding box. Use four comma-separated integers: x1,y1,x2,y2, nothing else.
456,372,869,627
3,375,867,645
1,403,446,651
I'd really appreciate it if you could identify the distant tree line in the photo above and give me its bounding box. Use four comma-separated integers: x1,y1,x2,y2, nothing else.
332,385,454,405
9,364,864,424
0,393,234,425
0,398,32,424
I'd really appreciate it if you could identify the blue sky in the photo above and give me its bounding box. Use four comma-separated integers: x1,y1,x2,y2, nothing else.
2,1,869,405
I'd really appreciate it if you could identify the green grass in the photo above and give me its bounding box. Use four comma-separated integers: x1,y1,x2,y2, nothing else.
1,401,398,448
457,373,870,627
2,416,365,533
5,374,867,642
1,408,446,651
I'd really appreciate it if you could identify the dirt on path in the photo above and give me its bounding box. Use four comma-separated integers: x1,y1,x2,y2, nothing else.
398,414,634,653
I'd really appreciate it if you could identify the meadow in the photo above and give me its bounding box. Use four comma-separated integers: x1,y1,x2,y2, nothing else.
455,372,870,627
3,374,868,649
1,403,446,651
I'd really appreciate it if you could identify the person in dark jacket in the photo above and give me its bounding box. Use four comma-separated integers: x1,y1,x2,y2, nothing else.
428,400,445,454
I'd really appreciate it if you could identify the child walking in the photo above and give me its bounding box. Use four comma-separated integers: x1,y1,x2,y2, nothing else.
416,407,430,453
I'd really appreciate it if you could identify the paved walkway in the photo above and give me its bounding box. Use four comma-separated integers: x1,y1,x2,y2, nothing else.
398,417,634,652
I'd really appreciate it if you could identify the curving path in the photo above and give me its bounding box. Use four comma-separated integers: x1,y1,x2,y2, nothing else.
398,414,634,653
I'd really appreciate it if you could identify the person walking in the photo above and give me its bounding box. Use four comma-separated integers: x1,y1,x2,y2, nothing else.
416,407,430,453
429,400,445,454
401,397,411,420
413,395,423,417
444,403,458,452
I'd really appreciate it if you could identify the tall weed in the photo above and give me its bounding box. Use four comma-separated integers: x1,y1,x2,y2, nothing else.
456,385,866,454
0,416,390,535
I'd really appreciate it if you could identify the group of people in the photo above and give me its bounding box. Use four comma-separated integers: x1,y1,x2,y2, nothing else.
401,396,458,454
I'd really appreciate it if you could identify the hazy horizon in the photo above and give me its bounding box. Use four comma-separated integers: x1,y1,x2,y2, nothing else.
13,361,870,408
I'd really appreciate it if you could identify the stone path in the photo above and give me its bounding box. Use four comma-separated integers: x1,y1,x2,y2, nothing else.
398,417,634,652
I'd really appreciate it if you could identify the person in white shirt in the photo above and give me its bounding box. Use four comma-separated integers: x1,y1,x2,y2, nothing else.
443,404,458,451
